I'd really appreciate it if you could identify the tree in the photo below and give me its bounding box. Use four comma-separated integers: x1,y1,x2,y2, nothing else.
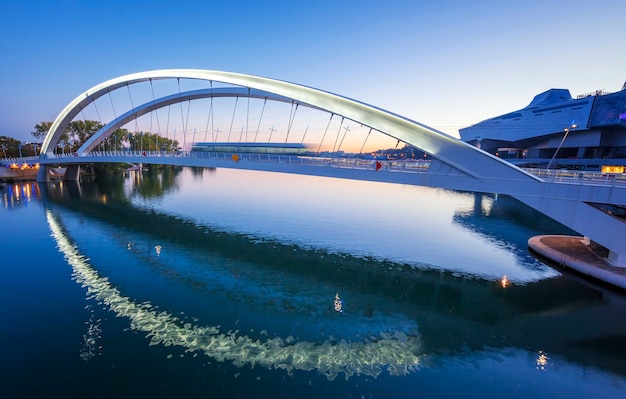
128,131,179,152
32,121,70,153
69,120,103,149
0,136,22,158
31,120,103,153
28,121,180,154
31,122,52,140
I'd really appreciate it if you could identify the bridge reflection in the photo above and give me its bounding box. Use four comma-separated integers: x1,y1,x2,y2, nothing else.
34,178,626,379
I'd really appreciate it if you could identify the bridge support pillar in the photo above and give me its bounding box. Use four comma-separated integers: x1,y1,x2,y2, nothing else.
608,250,626,269
64,164,80,182
36,165,50,183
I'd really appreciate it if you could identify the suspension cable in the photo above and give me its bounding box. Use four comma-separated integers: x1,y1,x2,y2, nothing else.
184,99,191,148
79,106,87,123
336,124,351,153
254,98,267,142
107,90,117,120
246,88,250,143
283,102,299,152
150,79,163,148
149,94,154,141
106,89,117,151
126,83,140,142
91,96,102,128
75,106,88,153
316,113,334,154
359,128,373,155
165,105,171,143
331,117,345,155
214,127,221,142
177,79,185,150
227,96,239,142
210,81,215,143
300,124,309,144
204,81,214,142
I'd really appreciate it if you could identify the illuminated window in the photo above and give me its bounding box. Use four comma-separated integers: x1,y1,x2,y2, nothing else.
601,165,625,174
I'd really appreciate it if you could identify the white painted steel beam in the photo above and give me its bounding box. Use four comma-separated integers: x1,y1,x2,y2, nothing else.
41,69,541,183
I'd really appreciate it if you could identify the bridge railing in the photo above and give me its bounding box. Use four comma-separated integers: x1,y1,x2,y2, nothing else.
28,151,626,187
186,151,432,173
524,168,626,187
27,150,421,172
0,156,40,165
46,150,172,158
60,150,433,174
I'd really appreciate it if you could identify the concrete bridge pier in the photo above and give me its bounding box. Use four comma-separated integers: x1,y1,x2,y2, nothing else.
64,164,80,182
36,165,50,183
608,249,626,269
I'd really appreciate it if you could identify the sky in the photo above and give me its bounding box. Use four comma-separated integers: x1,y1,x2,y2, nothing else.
1,0,625,143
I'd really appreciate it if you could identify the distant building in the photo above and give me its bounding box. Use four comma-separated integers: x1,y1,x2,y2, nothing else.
459,82,626,172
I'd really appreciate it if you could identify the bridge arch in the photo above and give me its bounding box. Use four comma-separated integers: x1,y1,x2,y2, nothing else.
76,87,310,154
38,69,626,267
41,69,539,184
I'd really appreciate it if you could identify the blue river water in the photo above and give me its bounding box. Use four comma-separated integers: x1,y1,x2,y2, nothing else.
1,166,626,398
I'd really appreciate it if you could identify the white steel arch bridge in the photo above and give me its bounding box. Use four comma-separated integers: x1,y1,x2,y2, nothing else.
33,69,626,267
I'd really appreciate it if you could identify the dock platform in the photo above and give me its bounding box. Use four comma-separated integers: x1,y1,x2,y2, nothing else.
528,235,626,292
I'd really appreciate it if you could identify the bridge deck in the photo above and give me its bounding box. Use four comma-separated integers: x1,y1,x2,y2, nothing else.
4,151,626,188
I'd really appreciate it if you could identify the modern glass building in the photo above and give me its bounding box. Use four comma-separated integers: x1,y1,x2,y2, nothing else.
460,82,626,172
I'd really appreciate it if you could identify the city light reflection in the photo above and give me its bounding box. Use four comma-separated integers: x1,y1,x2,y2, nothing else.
334,293,343,312
537,350,549,370
501,275,510,288
0,182,40,209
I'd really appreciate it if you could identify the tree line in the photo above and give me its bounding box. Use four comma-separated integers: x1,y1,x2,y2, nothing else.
1,120,180,158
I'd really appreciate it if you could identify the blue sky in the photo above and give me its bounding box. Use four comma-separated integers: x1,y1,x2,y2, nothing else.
1,0,625,142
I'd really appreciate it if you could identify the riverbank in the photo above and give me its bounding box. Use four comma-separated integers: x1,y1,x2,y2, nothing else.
0,167,38,182
0,166,68,182
528,235,626,292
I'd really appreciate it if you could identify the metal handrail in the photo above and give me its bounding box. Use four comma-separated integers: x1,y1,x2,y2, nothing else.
523,168,626,187
34,150,432,174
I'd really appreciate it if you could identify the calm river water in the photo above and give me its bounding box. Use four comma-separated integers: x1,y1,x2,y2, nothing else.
1,166,625,398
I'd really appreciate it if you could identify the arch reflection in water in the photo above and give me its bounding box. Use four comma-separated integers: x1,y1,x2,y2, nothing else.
46,209,423,380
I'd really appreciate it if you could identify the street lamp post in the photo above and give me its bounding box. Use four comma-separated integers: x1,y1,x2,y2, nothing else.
547,123,577,170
